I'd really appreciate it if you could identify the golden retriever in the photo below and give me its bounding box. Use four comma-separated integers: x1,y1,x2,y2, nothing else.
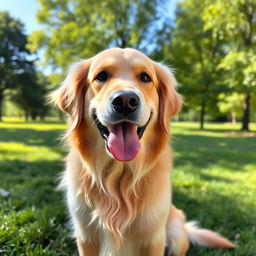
52,48,235,256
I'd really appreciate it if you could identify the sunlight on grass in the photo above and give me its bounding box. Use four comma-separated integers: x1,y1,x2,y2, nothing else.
0,117,66,131
0,118,66,163
0,142,63,161
170,121,256,255
0,119,255,255
0,118,74,256
171,121,256,136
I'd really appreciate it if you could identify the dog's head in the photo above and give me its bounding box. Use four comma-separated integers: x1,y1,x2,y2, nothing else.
53,48,182,162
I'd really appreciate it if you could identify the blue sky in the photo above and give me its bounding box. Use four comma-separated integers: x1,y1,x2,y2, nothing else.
0,0,179,35
0,0,42,35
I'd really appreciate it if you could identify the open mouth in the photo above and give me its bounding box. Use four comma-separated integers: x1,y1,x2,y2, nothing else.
92,110,152,162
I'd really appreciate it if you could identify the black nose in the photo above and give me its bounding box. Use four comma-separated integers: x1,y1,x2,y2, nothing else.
111,91,140,114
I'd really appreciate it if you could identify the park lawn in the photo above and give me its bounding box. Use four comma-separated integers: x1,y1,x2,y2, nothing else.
0,118,255,255
171,122,256,255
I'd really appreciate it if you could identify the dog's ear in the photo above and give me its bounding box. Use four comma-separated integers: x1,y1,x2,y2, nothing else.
51,59,91,125
154,62,183,133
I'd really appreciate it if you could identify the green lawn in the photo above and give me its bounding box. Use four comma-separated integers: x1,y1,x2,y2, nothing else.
171,122,256,256
0,118,255,255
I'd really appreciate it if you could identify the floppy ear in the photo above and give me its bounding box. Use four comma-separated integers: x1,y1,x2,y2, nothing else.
154,62,183,133
51,59,91,127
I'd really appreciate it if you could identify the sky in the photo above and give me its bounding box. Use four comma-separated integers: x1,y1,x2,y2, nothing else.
0,0,42,35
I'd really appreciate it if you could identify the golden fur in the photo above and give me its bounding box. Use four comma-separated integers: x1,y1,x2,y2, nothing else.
53,48,235,256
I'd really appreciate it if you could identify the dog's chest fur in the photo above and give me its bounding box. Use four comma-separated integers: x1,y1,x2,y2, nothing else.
63,149,171,255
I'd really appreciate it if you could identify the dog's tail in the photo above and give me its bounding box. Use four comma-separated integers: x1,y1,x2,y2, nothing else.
166,206,235,256
185,221,236,248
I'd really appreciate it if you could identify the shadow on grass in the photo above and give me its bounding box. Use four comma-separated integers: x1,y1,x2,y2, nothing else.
172,122,256,133
204,129,256,135
0,159,64,207
173,186,255,256
0,158,78,256
0,126,66,207
1,119,65,125
172,134,256,173
0,125,77,255
171,133,256,255
0,128,64,147
1,123,255,255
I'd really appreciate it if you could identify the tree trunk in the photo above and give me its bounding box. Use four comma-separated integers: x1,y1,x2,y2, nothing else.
200,99,206,130
0,90,3,122
121,38,127,48
241,93,250,131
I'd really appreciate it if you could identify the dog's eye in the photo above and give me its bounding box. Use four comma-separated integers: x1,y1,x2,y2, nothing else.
95,71,108,82
140,72,151,83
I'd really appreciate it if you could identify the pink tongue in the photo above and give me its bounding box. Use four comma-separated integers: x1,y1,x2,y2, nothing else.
107,123,141,162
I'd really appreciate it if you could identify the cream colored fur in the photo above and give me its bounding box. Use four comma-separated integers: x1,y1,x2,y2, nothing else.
54,48,235,256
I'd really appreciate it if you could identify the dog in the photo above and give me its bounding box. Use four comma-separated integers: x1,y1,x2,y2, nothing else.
52,48,235,256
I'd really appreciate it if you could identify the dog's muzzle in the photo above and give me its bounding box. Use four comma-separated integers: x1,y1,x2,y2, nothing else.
92,90,152,162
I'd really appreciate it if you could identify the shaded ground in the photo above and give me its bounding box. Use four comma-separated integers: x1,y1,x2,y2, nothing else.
0,119,255,255
171,122,256,256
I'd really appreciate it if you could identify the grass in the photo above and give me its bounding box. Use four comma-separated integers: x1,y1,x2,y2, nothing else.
0,118,255,255
0,118,75,256
171,122,256,255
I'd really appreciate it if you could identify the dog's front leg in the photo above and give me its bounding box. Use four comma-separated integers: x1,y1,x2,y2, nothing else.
76,236,99,256
140,231,166,256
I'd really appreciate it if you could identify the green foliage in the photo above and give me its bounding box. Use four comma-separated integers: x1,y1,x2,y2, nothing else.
28,0,169,72
3,100,22,116
10,71,50,120
218,93,244,121
0,12,32,119
218,50,256,91
156,0,256,129
203,0,256,130
0,119,255,254
203,0,255,44
158,0,227,128
0,118,74,255
0,12,28,65
0,11,49,121
171,122,256,255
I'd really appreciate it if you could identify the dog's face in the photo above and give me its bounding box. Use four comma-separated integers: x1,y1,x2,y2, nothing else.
88,49,159,162
54,48,182,162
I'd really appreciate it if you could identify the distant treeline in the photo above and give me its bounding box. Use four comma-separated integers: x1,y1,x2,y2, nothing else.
1,0,255,130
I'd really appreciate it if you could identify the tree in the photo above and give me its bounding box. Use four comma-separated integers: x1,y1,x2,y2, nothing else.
0,12,35,121
203,0,256,131
28,0,169,79
10,69,49,121
157,0,226,129
218,93,244,123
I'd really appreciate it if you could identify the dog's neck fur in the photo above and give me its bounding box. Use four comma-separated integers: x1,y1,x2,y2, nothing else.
80,160,144,242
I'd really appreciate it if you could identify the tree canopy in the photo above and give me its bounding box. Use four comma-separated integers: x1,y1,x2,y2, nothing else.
157,0,228,128
203,0,256,130
1,0,254,128
10,70,49,120
0,11,48,121
0,12,32,120
155,0,255,130
28,0,169,69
